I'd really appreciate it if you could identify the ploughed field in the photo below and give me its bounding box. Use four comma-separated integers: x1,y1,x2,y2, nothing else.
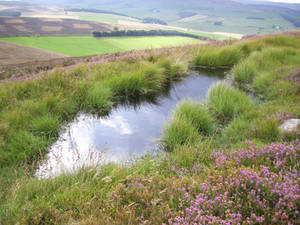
0,17,111,37
0,36,204,57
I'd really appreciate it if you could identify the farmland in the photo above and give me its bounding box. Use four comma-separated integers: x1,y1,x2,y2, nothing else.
0,40,66,65
0,17,111,37
0,36,204,56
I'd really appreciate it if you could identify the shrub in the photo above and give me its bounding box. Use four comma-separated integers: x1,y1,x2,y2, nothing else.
168,141,300,225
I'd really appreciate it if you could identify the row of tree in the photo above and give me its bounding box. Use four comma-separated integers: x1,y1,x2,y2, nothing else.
92,30,208,40
281,14,300,27
142,17,167,25
0,11,21,17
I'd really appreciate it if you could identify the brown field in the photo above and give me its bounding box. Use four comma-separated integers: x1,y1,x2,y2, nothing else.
73,23,92,29
13,25,31,32
0,17,111,37
42,26,63,32
41,18,63,22
0,40,67,66
0,25,6,32
4,18,25,24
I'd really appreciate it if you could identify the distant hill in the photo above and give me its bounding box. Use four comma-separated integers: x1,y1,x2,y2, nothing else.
8,0,300,34
0,17,110,37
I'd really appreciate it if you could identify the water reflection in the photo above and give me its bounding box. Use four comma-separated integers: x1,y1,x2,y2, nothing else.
36,71,223,178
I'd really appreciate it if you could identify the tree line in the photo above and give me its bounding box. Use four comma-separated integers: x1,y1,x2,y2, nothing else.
142,17,167,25
93,30,209,40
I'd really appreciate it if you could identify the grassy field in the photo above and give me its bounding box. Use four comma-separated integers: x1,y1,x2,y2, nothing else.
0,36,204,57
0,33,299,224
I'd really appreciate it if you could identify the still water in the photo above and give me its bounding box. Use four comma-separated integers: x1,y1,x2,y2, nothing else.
36,71,223,178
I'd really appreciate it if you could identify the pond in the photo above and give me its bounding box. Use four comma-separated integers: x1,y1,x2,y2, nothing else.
36,70,224,178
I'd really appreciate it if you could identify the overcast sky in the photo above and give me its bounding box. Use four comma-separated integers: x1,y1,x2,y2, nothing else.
265,0,300,3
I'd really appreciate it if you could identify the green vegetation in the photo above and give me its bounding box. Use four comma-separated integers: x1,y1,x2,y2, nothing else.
180,30,231,40
163,100,216,150
0,36,204,57
0,11,21,17
1,33,300,224
93,30,201,40
207,83,253,122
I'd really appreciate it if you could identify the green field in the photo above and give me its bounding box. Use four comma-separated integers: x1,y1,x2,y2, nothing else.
0,36,204,57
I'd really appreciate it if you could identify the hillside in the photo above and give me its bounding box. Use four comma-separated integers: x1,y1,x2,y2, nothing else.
0,32,299,224
0,16,111,37
15,0,300,34
0,40,67,65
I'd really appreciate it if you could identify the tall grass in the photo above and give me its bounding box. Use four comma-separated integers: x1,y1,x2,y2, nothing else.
207,82,253,122
162,100,216,151
85,84,113,114
162,117,199,151
193,44,244,68
174,100,216,135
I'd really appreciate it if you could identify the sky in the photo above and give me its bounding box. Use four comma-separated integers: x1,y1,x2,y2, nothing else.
265,0,300,2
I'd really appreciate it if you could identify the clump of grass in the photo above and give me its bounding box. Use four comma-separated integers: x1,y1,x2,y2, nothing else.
233,59,257,84
162,100,216,151
174,100,216,135
2,131,48,167
31,114,60,137
208,82,253,122
162,117,199,151
159,59,185,80
254,118,280,142
193,44,243,68
85,84,113,114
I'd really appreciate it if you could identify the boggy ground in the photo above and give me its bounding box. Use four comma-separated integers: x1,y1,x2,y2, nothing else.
0,32,299,224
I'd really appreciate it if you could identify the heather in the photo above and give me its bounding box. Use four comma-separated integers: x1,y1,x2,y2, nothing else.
1,33,300,224
166,141,299,225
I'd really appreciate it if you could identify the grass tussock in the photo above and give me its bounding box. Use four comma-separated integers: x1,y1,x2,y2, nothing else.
193,44,244,68
163,100,216,151
207,82,253,122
